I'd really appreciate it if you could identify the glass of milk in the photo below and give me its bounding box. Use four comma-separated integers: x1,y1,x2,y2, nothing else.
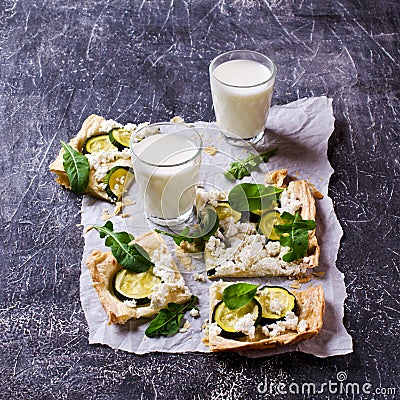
130,123,202,226
209,50,277,144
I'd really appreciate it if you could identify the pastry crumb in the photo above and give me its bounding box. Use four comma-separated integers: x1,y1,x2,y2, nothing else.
123,198,135,206
176,249,195,271
297,276,312,284
101,209,113,220
170,116,184,124
290,281,301,289
204,146,218,156
312,271,325,278
113,201,123,216
193,272,206,283
179,320,191,333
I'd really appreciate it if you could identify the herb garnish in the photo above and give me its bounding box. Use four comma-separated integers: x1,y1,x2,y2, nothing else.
224,148,278,180
93,221,153,272
222,283,259,310
155,206,219,246
145,296,198,337
228,183,283,212
61,141,90,194
274,211,316,262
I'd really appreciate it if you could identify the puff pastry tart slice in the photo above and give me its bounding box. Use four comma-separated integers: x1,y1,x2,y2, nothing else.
195,170,320,278
86,231,192,325
49,114,137,202
206,281,325,352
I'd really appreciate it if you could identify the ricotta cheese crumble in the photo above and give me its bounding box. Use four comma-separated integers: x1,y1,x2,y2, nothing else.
86,147,131,182
205,217,308,277
275,182,302,214
147,249,191,309
233,313,257,339
261,311,302,338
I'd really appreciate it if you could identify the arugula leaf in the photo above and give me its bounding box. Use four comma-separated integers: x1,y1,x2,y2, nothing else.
155,206,219,245
93,221,153,272
228,183,283,212
145,296,198,337
224,148,278,180
274,211,316,262
60,141,90,194
154,226,193,246
222,283,259,310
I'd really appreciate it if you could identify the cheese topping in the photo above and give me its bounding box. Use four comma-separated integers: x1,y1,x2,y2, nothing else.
261,311,301,338
233,313,257,339
196,188,227,210
99,119,122,133
205,219,308,277
276,182,302,214
86,147,131,182
146,249,191,309
209,322,222,336
123,299,137,308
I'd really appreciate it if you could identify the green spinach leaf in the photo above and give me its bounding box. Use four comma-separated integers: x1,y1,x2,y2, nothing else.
93,221,153,272
155,226,193,246
224,147,278,180
155,206,219,245
274,211,316,262
145,296,198,337
222,283,259,310
60,141,90,194
228,183,283,211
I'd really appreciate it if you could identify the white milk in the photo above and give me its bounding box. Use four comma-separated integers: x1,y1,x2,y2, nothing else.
210,59,274,139
132,133,200,220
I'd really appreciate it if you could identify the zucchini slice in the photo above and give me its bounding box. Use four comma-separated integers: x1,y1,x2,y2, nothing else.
103,166,133,201
212,299,262,338
83,134,117,154
259,210,283,240
215,202,241,223
109,128,132,151
112,267,161,305
255,286,296,324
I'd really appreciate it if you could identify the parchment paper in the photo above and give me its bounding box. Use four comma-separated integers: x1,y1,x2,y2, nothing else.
80,96,353,357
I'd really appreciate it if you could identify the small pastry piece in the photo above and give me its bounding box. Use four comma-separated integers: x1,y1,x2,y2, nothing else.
264,168,289,188
200,171,320,278
86,231,192,325
207,281,325,352
49,114,134,202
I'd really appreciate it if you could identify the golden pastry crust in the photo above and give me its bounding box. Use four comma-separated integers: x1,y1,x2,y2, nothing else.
86,231,192,325
207,282,325,352
49,114,132,202
265,168,289,188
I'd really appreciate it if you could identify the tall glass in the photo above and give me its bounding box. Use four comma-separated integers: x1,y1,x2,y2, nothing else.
209,50,277,144
130,123,202,226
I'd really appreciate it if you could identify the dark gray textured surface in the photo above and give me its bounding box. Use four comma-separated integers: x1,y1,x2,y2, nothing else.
1,1,399,399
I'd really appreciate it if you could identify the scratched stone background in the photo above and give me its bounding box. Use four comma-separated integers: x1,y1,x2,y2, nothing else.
0,0,399,399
